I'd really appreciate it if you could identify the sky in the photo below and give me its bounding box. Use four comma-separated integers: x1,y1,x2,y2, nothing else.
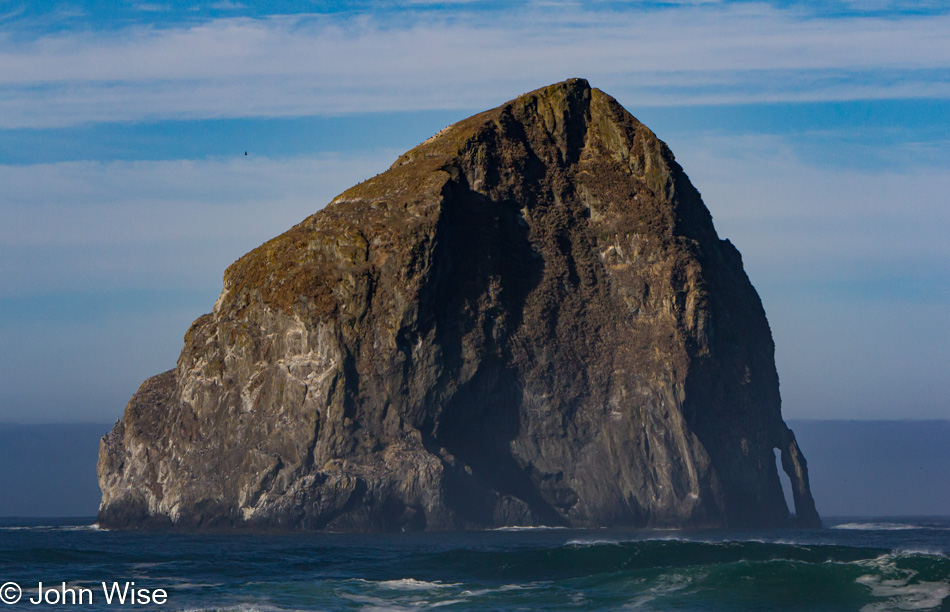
0,0,948,424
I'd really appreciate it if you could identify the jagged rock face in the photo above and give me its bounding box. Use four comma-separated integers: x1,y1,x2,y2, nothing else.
98,79,820,531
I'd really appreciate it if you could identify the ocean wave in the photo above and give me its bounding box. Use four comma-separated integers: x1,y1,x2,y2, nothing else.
621,572,695,609
0,525,36,530
338,590,445,610
566,538,621,546
565,536,694,546
0,523,103,532
893,548,948,558
490,525,569,531
855,553,950,611
163,581,226,591
4,527,948,610
180,606,300,612
498,583,538,591
833,522,928,531
428,598,470,607
374,579,461,591
61,523,103,531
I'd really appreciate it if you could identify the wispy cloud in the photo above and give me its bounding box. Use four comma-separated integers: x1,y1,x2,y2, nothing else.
0,5,25,24
399,0,483,4
0,5,947,127
839,0,947,11
133,3,171,12
209,1,246,9
0,152,399,296
673,132,950,286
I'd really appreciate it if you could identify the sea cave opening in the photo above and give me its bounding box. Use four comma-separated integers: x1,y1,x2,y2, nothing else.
774,447,795,517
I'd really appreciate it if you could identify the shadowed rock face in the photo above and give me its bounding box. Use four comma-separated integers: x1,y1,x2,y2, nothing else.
97,79,820,531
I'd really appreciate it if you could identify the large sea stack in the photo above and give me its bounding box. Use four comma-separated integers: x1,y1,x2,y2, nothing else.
98,79,820,531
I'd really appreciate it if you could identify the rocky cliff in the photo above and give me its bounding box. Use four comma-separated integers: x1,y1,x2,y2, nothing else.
98,79,821,531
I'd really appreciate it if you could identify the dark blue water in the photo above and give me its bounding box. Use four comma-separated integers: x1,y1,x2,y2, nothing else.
1,517,948,610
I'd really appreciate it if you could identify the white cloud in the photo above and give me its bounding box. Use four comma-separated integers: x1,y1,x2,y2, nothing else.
0,5,947,127
0,152,399,296
209,1,246,9
400,0,483,4
672,132,950,276
133,3,171,12
840,0,947,11
0,5,25,23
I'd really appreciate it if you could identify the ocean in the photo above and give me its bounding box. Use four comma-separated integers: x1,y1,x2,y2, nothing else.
1,517,948,611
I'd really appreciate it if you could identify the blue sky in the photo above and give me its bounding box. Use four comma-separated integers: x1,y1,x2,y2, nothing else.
1,0,948,422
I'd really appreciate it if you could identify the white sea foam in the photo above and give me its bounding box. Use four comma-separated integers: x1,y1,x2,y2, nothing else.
429,599,468,607
167,582,226,590
893,548,948,558
342,578,545,608
374,579,460,591
769,539,818,547
832,522,923,531
498,583,538,591
853,553,950,611
338,591,428,611
456,584,539,599
858,575,950,611
621,572,695,609
566,538,618,546
490,525,568,531
566,535,692,546
0,523,104,532
0,526,36,530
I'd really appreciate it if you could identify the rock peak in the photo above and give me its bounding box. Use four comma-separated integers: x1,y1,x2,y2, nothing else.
515,77,592,117
98,81,820,532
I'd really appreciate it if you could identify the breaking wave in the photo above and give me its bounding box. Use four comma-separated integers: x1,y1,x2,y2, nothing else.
2,519,949,610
